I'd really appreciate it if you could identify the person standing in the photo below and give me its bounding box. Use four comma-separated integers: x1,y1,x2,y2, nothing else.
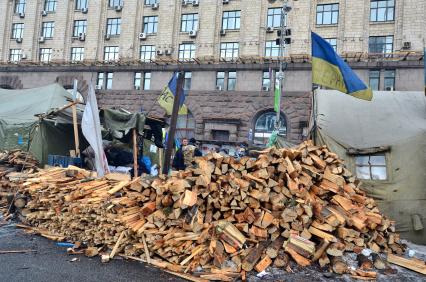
172,138,202,170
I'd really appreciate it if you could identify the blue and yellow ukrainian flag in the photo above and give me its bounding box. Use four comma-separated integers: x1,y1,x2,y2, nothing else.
157,72,188,115
311,32,373,101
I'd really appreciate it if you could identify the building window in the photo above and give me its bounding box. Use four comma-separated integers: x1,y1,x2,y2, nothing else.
144,0,157,4
216,72,225,90
108,0,123,8
384,70,395,91
143,72,151,90
267,8,285,28
11,23,24,39
181,13,198,32
178,43,196,61
106,18,121,36
9,49,22,62
71,47,84,62
176,111,195,140
265,41,280,57
106,73,114,89
104,46,119,61
184,72,192,90
222,10,240,30
369,70,380,91
44,0,57,12
39,48,52,62
143,16,158,34
369,36,393,55
75,0,88,10
134,72,142,90
140,45,156,62
73,20,87,37
220,42,239,59
97,73,105,89
355,154,387,180
262,71,271,90
324,38,337,52
14,0,26,14
227,71,236,91
316,4,339,25
254,111,286,145
370,0,394,22
41,22,55,39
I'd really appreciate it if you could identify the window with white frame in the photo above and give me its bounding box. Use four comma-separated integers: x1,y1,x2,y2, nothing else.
39,48,52,62
316,4,339,25
14,0,26,14
267,8,286,28
227,71,236,91
369,36,393,55
140,45,156,62
254,111,286,145
11,23,24,39
134,72,142,90
216,71,225,90
9,49,22,62
106,18,121,36
222,10,240,30
265,40,280,57
71,47,84,61
44,0,57,12
184,72,192,90
143,16,158,34
178,43,196,61
73,20,87,37
106,72,114,89
41,22,55,38
108,0,123,8
324,38,337,52
176,111,195,140
262,71,271,89
97,73,105,89
143,72,152,90
370,0,394,22
181,13,198,32
220,42,239,59
75,0,88,10
104,46,119,61
355,154,387,180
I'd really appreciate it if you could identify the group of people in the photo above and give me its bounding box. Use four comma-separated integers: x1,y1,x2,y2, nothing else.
172,138,202,171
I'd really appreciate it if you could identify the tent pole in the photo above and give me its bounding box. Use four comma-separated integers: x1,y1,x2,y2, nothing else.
158,148,163,176
162,71,185,175
72,80,80,157
133,128,138,178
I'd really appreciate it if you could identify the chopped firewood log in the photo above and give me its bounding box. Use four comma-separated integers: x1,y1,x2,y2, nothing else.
308,226,337,242
357,254,373,270
312,240,330,262
318,254,330,268
284,234,315,258
85,247,99,257
372,253,386,270
331,256,347,274
266,236,285,259
285,247,311,267
242,241,269,272
254,255,272,272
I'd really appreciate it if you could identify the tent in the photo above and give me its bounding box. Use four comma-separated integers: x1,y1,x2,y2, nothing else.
314,90,426,244
0,84,85,164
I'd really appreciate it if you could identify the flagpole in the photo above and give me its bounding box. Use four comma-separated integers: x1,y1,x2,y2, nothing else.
71,79,80,157
162,71,185,175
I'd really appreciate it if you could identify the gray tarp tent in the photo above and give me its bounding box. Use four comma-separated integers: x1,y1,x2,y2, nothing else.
0,84,85,164
314,90,426,244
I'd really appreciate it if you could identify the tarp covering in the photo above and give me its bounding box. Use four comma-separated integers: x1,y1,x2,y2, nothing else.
315,90,426,244
0,84,75,151
100,109,146,143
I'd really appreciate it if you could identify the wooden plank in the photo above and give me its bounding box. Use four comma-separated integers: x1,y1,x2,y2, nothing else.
254,255,272,272
387,253,426,275
110,231,125,259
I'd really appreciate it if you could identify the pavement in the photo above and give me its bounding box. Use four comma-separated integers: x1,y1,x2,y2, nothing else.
0,221,185,282
0,220,425,282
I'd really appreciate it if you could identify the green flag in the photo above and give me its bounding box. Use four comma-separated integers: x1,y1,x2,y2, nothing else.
274,77,280,112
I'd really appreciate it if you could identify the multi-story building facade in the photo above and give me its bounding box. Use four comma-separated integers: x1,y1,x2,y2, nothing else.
0,0,424,147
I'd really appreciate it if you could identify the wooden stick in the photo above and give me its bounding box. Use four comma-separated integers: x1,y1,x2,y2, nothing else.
141,232,151,264
109,231,125,259
133,128,138,178
0,249,37,254
72,104,80,157
387,253,426,275
158,148,163,176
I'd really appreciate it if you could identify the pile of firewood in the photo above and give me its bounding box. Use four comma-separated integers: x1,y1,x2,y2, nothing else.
10,141,412,280
0,149,39,170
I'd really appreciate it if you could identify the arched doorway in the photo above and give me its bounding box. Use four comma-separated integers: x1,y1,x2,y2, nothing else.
253,111,286,145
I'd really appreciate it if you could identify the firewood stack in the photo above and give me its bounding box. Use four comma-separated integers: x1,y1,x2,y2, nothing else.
12,141,406,280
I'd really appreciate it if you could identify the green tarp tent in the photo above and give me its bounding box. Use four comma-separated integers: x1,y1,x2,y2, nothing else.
0,84,85,164
314,90,426,244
